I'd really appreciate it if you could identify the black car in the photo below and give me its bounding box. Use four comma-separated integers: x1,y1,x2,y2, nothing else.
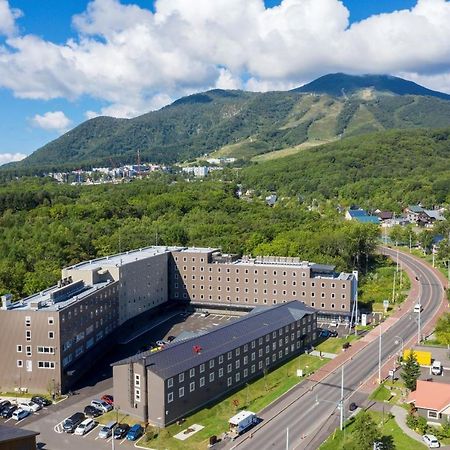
167,335,176,342
0,400,11,413
84,405,103,418
349,402,358,411
114,423,130,439
63,412,85,433
1,404,17,418
31,396,52,407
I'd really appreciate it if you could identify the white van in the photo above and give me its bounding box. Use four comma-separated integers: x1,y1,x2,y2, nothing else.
413,303,423,313
431,360,443,376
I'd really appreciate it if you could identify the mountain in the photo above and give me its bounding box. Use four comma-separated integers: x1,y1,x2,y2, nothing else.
4,74,450,174
293,73,450,100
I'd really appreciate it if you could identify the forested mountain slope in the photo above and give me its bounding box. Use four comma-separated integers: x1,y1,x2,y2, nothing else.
3,74,450,174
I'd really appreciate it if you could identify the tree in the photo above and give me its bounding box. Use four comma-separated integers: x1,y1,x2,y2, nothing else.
352,411,379,450
401,351,421,391
435,313,450,347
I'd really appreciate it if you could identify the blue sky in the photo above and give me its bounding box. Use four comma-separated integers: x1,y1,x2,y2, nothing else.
0,0,447,163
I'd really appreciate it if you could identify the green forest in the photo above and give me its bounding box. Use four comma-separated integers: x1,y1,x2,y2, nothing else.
240,127,450,209
0,176,379,299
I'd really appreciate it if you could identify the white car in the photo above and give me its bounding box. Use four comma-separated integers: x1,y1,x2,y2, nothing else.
423,434,440,448
12,408,30,421
19,400,41,412
91,399,112,412
74,418,96,436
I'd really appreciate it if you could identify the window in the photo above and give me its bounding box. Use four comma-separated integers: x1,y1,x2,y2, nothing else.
428,410,438,419
37,346,54,354
26,330,31,341
227,351,232,360
135,374,141,387
48,331,54,339
179,387,185,398
227,377,232,387
209,372,215,382
235,360,240,369
48,317,54,325
200,377,205,387
235,348,240,356
219,367,224,378
16,345,22,353
235,373,240,382
25,316,31,326
209,359,215,369
75,347,83,358
190,368,195,378
244,356,248,365
17,360,23,368
200,363,205,373
26,345,32,356
135,388,141,402
168,392,173,403
227,363,232,373
179,373,184,383
168,378,173,388
190,381,195,392
219,355,224,364
244,368,248,377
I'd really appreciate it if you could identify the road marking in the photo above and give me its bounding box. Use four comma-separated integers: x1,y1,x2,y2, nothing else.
120,437,127,445
54,417,69,434
82,423,99,438
5,418,12,423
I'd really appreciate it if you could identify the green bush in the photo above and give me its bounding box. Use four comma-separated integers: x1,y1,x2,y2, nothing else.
406,414,417,430
416,416,428,435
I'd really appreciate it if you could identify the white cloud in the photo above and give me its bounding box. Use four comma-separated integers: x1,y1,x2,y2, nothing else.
0,0,22,37
0,0,450,119
31,111,72,133
0,152,27,165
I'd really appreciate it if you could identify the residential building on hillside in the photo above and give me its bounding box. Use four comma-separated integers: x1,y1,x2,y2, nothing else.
345,209,380,224
112,301,317,426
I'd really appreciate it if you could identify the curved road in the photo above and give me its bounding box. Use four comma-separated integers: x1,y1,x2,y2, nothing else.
233,249,445,450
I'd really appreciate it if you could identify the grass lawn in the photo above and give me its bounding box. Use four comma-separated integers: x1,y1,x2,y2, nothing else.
139,354,329,450
97,409,144,427
320,411,426,450
358,259,410,316
316,335,359,355
370,384,391,402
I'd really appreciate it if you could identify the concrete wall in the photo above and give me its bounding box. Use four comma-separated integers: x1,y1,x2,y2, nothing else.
0,309,61,394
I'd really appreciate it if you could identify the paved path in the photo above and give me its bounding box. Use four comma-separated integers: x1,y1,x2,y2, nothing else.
390,405,423,442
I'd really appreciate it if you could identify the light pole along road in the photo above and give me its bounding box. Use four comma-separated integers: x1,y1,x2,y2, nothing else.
231,248,445,450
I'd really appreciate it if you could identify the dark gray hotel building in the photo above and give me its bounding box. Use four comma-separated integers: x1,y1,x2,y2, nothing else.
112,301,317,426
0,246,357,396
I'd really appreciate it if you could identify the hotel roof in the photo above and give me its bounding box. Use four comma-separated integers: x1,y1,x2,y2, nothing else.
113,301,316,379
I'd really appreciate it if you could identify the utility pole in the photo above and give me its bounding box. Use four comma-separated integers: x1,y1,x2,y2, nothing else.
418,302,421,345
409,230,412,253
286,427,289,450
391,270,396,303
378,322,382,384
340,364,344,430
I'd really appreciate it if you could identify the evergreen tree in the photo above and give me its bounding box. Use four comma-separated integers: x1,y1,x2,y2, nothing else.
353,411,379,450
401,351,421,391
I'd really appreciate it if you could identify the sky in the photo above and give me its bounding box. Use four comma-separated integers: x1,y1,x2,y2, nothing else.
1,0,449,164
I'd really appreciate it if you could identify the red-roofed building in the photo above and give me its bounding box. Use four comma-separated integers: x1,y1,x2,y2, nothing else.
407,380,450,424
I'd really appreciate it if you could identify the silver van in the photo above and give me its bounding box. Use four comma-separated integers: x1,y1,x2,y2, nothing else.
98,420,117,439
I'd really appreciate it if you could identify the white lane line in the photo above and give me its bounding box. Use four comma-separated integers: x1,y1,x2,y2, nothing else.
54,417,68,434
120,437,127,445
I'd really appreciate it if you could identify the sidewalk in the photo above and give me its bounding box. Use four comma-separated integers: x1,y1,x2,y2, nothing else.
390,405,423,443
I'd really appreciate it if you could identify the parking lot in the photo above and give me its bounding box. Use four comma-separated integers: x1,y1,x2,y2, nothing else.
4,309,237,450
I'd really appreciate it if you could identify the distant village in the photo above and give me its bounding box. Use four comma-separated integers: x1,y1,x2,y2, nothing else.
46,157,237,185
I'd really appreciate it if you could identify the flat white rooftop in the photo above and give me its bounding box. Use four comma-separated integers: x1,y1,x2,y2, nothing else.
67,246,183,271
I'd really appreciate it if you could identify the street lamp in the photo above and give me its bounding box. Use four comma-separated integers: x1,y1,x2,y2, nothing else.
394,336,404,357
315,364,345,430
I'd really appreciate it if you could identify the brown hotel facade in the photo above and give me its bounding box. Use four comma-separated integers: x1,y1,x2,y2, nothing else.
169,248,358,321
0,246,357,394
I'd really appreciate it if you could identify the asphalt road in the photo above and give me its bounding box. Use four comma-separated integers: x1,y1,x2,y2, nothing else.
232,249,445,450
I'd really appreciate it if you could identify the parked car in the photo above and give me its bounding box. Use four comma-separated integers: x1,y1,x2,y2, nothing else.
91,399,113,412
423,434,440,448
63,412,85,433
19,400,41,413
200,311,210,318
98,420,117,439
101,394,114,406
74,418,96,436
126,424,144,441
31,396,51,407
167,335,176,342
0,400,11,413
431,361,443,376
84,405,103,418
156,340,167,347
349,402,357,411
12,408,30,421
1,404,17,418
114,423,130,439
319,329,331,338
